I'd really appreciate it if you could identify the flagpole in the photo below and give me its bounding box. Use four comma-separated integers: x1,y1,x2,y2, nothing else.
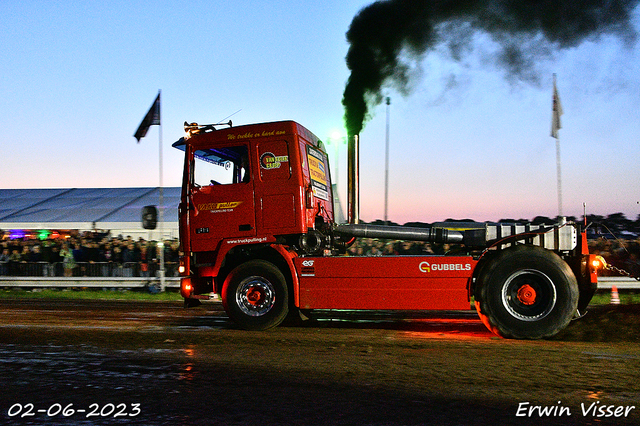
134,90,165,291
556,135,562,218
157,90,165,292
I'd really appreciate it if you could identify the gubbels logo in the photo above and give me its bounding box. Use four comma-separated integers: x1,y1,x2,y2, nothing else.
419,261,472,273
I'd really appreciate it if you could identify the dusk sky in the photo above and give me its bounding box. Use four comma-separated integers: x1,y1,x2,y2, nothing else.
2,1,639,224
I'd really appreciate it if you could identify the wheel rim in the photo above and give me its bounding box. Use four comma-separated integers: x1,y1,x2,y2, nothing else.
236,276,276,317
501,269,556,321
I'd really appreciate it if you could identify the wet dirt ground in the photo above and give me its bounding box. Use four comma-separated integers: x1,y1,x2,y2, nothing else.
0,298,639,425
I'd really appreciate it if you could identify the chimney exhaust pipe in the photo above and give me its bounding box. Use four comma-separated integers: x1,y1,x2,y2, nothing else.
347,134,359,224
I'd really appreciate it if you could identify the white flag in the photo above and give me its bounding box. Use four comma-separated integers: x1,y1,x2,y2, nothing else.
551,77,563,139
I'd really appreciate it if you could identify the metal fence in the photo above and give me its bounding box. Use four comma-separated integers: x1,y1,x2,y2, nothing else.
0,261,179,278
0,276,180,290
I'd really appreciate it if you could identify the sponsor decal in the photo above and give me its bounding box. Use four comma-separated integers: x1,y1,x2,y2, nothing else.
226,236,268,244
419,261,472,273
227,129,287,141
306,146,329,201
259,152,289,169
300,259,316,276
197,201,243,212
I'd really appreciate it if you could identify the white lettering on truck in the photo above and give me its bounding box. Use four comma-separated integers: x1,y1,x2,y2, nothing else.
419,261,472,273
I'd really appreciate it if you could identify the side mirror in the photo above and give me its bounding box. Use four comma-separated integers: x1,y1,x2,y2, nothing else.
142,205,158,230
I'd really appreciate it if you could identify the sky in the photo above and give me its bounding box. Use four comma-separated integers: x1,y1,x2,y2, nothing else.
1,0,639,225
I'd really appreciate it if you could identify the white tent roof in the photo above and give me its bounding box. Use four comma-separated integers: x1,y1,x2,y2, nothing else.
0,187,180,238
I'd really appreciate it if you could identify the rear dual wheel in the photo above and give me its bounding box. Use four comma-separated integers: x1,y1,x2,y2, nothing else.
222,260,289,331
474,245,578,339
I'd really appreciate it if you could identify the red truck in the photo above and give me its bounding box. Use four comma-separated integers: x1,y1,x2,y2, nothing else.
173,120,603,339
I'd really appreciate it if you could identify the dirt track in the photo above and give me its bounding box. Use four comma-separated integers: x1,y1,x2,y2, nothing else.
0,298,639,425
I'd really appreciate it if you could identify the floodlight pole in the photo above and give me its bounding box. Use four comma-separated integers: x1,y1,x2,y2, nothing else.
384,97,390,225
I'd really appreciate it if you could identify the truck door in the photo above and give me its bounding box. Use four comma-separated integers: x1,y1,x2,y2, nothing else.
256,139,298,233
189,144,256,252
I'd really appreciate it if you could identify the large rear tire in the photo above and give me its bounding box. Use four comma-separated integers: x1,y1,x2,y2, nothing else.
222,260,289,331
474,245,578,339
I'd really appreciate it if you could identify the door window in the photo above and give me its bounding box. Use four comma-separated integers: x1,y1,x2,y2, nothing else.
193,145,249,187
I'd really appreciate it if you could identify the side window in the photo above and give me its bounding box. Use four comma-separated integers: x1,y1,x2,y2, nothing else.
193,145,249,187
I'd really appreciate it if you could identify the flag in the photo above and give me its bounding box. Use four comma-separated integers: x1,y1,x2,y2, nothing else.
134,92,161,142
551,77,562,139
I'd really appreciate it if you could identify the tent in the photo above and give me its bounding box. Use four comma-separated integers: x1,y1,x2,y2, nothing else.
0,187,180,240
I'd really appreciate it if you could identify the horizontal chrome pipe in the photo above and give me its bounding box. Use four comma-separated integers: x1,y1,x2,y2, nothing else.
334,224,464,244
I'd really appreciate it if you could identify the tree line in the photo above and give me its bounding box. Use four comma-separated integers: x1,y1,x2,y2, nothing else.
372,212,640,239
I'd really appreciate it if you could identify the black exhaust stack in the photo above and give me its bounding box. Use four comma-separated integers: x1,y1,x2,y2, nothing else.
347,134,359,224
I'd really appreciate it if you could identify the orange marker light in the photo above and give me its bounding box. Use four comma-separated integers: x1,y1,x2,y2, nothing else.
592,255,607,270
181,278,193,298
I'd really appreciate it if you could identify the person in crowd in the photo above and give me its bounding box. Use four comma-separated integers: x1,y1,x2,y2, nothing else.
397,241,421,255
383,242,399,255
166,240,180,276
122,242,139,277
85,241,103,276
20,245,31,266
29,245,45,268
366,241,384,256
60,243,76,277
72,243,88,276
111,243,124,277
0,248,10,275
48,244,63,276
139,244,149,278
8,248,22,275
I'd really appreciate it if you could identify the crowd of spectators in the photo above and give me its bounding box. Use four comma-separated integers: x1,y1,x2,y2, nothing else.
2,230,640,279
345,239,454,256
0,231,180,278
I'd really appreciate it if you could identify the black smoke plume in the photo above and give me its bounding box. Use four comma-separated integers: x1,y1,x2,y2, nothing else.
343,0,639,135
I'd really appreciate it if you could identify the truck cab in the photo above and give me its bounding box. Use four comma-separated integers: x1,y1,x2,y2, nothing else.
174,121,334,304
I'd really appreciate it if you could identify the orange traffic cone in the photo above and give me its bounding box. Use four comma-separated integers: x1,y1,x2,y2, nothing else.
610,285,620,305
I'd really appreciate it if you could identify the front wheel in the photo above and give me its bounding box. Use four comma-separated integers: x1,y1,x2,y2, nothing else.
474,245,578,339
222,260,289,331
